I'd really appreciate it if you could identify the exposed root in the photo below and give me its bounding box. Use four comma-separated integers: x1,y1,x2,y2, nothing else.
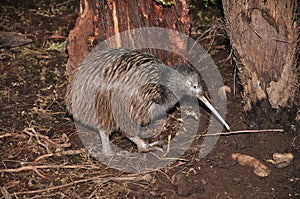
12,173,152,196
0,186,11,199
0,149,90,179
33,149,87,163
23,127,71,153
0,133,12,139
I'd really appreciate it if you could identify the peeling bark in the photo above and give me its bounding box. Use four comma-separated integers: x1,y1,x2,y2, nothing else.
222,0,298,110
66,0,190,74
66,0,97,75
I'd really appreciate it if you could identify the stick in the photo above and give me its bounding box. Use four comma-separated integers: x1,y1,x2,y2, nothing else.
34,149,86,163
22,127,71,153
0,164,98,173
13,174,152,196
0,149,89,178
0,164,98,179
23,128,52,153
200,129,284,137
0,186,12,199
0,133,12,139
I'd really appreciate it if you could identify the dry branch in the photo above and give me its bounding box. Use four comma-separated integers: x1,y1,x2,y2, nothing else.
12,173,152,196
34,149,86,163
0,186,12,199
0,133,12,139
200,129,284,137
22,127,71,153
0,149,89,178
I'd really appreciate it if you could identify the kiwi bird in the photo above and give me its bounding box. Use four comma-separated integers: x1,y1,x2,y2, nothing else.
66,48,230,156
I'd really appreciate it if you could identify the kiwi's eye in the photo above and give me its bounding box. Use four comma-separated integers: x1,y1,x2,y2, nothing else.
193,85,197,89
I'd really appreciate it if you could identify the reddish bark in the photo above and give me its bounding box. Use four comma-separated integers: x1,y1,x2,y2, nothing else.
67,0,190,74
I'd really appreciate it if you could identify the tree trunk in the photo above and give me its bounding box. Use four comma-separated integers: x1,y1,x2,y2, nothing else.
66,0,190,75
222,0,299,110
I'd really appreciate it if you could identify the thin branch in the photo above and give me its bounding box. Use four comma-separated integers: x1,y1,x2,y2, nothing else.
0,164,98,178
0,149,89,179
13,173,152,196
22,127,71,153
200,129,284,137
23,128,52,153
34,149,86,163
0,164,98,173
0,133,12,139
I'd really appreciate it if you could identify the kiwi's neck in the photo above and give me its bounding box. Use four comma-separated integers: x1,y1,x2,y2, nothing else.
163,66,186,100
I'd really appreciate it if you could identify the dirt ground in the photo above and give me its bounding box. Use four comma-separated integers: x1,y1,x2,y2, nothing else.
0,0,299,198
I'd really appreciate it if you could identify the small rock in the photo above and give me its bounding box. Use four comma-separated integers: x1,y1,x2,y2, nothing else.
174,173,204,196
232,177,241,184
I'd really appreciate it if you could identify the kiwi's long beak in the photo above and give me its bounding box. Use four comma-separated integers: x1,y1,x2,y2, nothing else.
197,95,230,131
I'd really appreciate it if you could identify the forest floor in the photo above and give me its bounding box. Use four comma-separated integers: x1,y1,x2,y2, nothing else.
0,0,299,198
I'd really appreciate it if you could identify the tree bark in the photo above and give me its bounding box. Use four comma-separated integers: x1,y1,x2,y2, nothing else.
222,0,299,110
66,0,190,75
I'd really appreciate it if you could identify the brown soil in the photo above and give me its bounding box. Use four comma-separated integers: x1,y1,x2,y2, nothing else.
0,0,299,198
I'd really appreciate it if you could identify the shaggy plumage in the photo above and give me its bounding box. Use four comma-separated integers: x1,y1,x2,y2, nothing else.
66,48,229,156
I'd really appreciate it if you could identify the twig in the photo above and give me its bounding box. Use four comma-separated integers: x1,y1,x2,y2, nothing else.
0,133,12,139
22,127,71,153
47,35,66,40
0,149,89,179
0,164,98,172
23,128,52,153
34,149,86,163
13,173,152,196
0,186,12,199
0,164,98,179
23,127,57,145
56,0,74,7
200,129,284,137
